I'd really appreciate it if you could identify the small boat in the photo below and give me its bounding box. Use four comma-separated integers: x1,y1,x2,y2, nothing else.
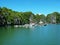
44,24,47,26
44,23,48,26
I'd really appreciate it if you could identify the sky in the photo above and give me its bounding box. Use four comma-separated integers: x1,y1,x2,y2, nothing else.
0,0,60,15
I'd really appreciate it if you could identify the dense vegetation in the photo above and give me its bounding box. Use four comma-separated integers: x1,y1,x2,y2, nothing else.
0,7,60,26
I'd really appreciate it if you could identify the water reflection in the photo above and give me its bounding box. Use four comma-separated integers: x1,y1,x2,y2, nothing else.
0,24,60,45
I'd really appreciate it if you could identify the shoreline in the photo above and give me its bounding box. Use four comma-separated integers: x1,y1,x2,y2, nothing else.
0,23,59,27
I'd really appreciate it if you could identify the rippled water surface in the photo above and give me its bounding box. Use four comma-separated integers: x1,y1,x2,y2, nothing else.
0,24,60,45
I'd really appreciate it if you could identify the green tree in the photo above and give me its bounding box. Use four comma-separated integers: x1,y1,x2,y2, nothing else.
35,14,40,23
40,14,46,23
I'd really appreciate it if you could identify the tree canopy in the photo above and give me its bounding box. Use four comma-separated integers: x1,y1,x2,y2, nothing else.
0,7,60,26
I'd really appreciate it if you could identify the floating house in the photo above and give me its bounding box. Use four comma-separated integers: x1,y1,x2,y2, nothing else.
39,20,44,25
29,15,35,27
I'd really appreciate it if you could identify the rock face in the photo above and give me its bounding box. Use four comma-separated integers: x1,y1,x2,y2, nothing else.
50,15,56,24
13,17,20,25
0,15,6,26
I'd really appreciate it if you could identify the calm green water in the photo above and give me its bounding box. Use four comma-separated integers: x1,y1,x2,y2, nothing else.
0,24,60,45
